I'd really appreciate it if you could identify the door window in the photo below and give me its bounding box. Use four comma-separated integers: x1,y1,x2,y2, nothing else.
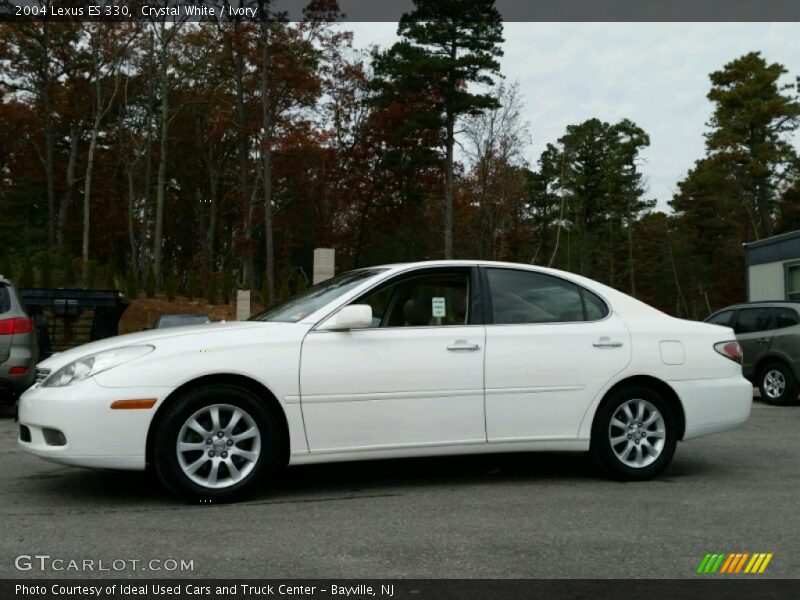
707,310,734,327
734,308,774,334
357,271,470,328
486,268,603,324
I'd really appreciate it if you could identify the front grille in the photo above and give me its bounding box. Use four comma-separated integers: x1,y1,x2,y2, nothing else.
19,425,31,443
35,368,50,384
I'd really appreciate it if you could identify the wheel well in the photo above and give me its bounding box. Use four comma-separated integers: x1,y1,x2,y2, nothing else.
753,355,795,383
594,375,686,440
145,374,290,468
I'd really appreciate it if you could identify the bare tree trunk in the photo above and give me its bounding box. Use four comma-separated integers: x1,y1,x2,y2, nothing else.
226,28,256,288
41,20,57,247
56,122,80,248
138,30,155,275
153,22,169,285
260,22,274,304
444,109,455,259
127,167,137,266
627,206,636,296
82,123,99,279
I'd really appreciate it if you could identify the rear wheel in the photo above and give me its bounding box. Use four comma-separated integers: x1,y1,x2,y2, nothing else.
153,384,281,503
590,386,677,480
759,362,799,406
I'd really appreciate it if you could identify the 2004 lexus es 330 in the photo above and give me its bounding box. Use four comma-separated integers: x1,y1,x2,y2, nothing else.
18,261,752,502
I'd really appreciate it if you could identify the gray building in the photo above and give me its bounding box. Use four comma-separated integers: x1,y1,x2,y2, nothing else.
745,230,800,301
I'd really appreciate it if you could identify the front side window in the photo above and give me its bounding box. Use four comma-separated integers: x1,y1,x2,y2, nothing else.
486,268,604,324
357,271,470,327
251,268,385,323
734,308,773,334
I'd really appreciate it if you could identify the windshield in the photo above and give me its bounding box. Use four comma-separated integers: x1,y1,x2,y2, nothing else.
156,315,211,328
251,268,386,323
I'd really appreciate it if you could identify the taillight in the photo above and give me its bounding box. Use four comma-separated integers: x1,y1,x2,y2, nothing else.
0,317,34,335
714,341,743,364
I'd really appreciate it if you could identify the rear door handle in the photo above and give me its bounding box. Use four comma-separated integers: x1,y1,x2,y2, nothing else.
447,341,480,352
593,337,623,348
756,338,770,345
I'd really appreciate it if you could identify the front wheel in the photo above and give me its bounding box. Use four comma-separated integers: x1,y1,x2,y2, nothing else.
153,385,280,503
590,386,677,480
758,362,799,406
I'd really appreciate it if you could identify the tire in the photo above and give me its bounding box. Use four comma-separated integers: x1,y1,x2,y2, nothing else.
590,385,677,480
153,384,281,503
758,362,799,406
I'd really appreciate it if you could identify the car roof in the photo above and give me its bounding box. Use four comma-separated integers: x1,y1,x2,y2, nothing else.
712,302,800,312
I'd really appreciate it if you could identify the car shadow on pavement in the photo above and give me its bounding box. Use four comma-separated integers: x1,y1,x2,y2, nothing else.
13,451,601,508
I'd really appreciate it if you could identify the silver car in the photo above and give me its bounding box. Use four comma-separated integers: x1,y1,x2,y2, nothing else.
0,276,38,402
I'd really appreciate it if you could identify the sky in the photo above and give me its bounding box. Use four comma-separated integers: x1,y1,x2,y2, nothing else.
344,22,800,211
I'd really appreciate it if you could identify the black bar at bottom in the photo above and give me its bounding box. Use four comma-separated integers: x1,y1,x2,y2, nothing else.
3,579,800,600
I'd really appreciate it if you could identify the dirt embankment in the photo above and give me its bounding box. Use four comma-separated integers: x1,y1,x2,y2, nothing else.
119,294,265,334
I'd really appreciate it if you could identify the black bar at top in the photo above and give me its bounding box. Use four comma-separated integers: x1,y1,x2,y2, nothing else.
2,0,800,23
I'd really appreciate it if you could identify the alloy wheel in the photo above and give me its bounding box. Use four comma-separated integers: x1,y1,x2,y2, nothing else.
763,369,786,400
608,398,666,468
176,403,261,489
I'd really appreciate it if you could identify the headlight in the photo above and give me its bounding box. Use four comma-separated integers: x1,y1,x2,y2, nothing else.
42,345,155,388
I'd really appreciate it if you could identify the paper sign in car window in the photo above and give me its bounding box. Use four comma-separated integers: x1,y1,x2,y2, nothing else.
432,297,446,318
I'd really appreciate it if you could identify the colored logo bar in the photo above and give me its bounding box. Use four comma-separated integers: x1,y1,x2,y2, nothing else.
696,552,773,574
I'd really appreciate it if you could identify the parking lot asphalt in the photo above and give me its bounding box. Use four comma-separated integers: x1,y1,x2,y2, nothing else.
0,399,798,580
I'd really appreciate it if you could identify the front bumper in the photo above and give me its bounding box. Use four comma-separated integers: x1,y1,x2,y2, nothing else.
670,374,753,440
17,379,173,470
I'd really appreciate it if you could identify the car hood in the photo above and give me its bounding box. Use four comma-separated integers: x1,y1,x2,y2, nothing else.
37,320,294,371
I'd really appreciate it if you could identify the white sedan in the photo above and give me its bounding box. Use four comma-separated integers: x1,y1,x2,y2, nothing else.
18,261,752,502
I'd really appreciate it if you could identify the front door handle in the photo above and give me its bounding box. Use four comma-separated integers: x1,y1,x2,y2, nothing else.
593,337,623,348
447,341,480,352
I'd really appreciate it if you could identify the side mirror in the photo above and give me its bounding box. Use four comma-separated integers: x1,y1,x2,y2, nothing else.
319,304,373,331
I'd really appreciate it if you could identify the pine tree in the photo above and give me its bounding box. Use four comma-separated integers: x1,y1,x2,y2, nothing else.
704,52,800,238
373,0,504,258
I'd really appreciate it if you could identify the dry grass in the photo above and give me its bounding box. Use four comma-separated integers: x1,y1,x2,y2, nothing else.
119,293,265,334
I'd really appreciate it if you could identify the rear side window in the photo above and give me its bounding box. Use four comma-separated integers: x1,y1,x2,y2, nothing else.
734,308,773,334
0,285,10,314
485,268,605,324
772,308,800,329
583,289,609,320
707,310,734,327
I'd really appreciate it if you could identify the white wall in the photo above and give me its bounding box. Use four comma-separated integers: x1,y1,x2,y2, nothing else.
748,261,785,301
